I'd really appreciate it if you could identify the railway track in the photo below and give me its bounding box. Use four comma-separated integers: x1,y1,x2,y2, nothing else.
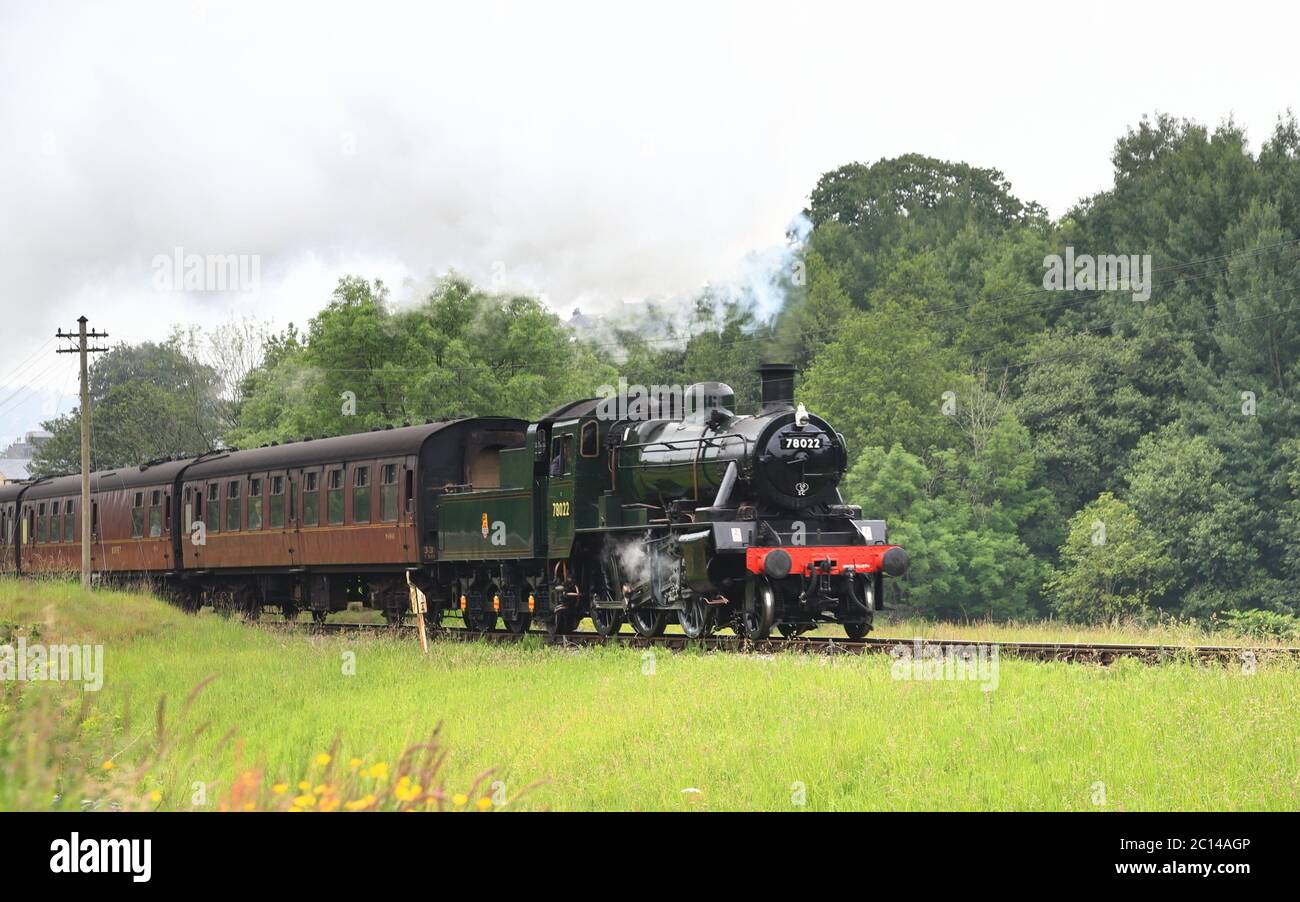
260,620,1300,664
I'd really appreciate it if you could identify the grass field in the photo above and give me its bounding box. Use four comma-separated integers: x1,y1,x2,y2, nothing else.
2,579,1298,811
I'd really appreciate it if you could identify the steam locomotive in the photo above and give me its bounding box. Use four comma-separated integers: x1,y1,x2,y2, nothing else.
0,363,907,638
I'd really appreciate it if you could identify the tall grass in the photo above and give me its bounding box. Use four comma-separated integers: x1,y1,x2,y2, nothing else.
2,579,1296,811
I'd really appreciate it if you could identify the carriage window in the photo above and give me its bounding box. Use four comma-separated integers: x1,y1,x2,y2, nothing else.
39,502,51,544
27,509,34,544
352,466,371,524
129,493,143,538
248,478,263,530
269,476,285,529
304,471,320,526
91,501,98,539
149,490,162,538
404,469,414,513
327,469,344,525
226,480,241,532
206,483,220,534
580,421,599,457
380,464,398,522
64,500,75,543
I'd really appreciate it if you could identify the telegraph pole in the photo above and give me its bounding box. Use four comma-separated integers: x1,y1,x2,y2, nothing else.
56,316,108,589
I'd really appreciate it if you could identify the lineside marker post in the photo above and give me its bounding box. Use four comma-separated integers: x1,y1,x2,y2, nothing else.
407,572,429,655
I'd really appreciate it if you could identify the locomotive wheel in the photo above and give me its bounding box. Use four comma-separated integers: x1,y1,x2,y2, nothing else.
628,607,669,637
677,595,716,639
842,621,871,640
775,622,813,639
587,552,626,636
739,578,776,640
213,591,236,618
543,610,580,636
465,610,498,632
280,604,300,623
311,608,328,625
590,606,623,636
502,612,532,634
424,601,445,630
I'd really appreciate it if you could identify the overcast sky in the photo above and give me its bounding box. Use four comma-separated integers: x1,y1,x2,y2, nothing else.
1,0,1297,445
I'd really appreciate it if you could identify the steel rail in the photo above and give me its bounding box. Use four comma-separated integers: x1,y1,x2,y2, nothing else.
258,621,1300,664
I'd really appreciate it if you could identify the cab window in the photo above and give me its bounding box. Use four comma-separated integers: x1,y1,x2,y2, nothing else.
549,434,573,476
580,421,599,457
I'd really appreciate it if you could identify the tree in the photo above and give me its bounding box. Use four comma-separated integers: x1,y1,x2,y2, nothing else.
842,406,1052,620
801,297,961,458
231,274,620,447
1123,426,1264,615
1213,200,1300,394
1044,493,1171,623
31,340,222,475
805,153,1045,306
1012,329,1186,517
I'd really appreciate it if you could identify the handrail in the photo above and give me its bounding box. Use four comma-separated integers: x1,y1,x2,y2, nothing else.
615,433,749,470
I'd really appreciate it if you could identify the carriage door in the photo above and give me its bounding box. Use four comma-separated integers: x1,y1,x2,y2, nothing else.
546,422,577,558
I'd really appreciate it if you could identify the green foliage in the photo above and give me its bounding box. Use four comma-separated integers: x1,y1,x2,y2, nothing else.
1013,330,1186,518
1123,426,1263,615
842,408,1051,620
230,275,618,447
1044,494,1171,623
31,338,223,475
801,297,961,457
1213,609,1300,641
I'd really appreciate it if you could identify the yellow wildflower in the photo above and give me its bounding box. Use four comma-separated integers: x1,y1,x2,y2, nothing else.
365,762,389,780
476,796,493,812
345,793,376,811
101,760,114,771
349,757,363,770
148,790,162,804
272,783,288,795
319,797,341,812
298,780,311,792
395,781,423,802
452,793,468,807
294,794,317,807
315,753,332,767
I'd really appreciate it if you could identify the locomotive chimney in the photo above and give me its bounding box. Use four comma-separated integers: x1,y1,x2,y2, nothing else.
756,363,796,413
